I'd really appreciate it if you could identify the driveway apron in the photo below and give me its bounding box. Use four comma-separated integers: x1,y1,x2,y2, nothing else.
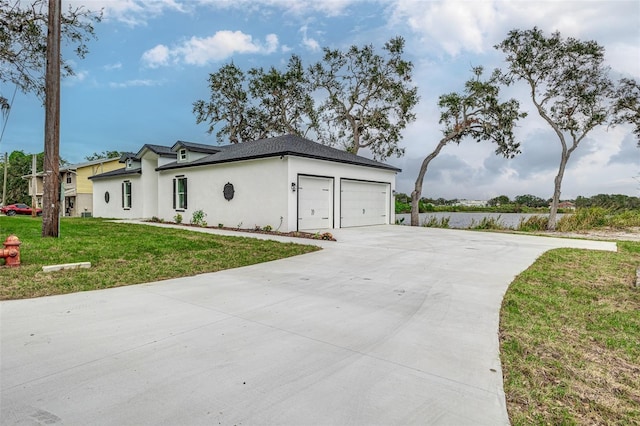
0,225,615,425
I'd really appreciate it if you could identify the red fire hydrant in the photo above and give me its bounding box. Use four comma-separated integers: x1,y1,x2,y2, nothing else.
1,235,21,267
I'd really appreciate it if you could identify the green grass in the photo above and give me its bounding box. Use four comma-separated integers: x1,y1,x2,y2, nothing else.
500,242,640,425
0,217,319,300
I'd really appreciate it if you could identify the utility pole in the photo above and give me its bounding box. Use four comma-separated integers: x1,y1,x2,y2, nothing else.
31,154,37,217
2,152,7,206
42,0,61,237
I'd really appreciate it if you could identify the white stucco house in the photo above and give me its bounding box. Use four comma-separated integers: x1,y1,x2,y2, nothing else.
90,135,401,232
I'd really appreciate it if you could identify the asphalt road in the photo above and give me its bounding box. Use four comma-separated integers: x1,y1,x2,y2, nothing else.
0,225,615,425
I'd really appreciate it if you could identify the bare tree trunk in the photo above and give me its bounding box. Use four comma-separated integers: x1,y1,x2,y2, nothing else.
42,0,61,237
548,153,569,231
411,138,449,226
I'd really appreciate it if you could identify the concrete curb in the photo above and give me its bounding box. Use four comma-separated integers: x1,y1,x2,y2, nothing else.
42,262,91,273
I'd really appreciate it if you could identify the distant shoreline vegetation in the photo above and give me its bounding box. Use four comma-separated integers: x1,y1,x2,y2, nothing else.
394,193,640,215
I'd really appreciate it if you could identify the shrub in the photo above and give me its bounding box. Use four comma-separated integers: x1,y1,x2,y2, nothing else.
263,225,273,232
421,215,450,228
556,207,608,231
419,201,435,213
517,215,548,232
469,216,506,230
313,232,334,240
607,210,640,229
190,209,207,227
174,213,183,224
218,223,224,228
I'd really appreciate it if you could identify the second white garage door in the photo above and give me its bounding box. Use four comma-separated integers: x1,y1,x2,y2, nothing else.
340,180,390,227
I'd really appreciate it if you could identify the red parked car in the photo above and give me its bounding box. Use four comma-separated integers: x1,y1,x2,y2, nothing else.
1,203,43,216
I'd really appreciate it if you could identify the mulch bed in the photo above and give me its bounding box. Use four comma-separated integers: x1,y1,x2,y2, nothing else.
149,220,336,241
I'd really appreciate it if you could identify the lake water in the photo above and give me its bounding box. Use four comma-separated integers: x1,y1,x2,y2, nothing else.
395,212,564,229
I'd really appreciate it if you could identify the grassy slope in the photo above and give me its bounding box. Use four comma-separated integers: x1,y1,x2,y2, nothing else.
500,241,640,425
0,217,319,300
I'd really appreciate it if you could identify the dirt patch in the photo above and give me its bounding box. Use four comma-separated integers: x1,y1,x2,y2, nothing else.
539,227,640,242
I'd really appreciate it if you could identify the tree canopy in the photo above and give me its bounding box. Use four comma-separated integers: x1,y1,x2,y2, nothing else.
410,67,525,226
84,151,123,161
487,195,511,206
495,27,621,230
1,151,43,205
308,36,418,159
193,56,316,144
194,37,418,161
0,0,101,109
612,78,640,146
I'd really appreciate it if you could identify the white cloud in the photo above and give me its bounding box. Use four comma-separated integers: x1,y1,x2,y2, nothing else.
391,0,640,79
195,0,353,17
103,62,123,71
68,0,189,26
63,70,88,86
392,0,501,56
108,79,164,88
141,31,279,67
141,44,171,68
300,25,320,52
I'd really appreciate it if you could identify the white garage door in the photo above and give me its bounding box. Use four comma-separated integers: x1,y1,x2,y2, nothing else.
298,176,333,230
341,180,390,227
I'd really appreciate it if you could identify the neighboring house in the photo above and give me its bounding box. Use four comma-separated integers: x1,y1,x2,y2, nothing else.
90,135,400,232
457,199,488,207
89,145,177,219
24,157,122,217
558,201,576,210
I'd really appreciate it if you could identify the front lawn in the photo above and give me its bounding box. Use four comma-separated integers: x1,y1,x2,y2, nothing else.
500,241,640,424
0,217,319,300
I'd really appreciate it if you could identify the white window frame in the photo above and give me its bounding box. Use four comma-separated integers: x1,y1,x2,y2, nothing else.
122,180,132,209
173,176,187,210
179,149,187,162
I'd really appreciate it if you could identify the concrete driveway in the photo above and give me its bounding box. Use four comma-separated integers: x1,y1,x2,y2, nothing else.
0,225,615,426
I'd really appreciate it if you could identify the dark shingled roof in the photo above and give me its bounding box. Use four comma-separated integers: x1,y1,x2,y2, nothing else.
136,144,176,159
88,168,141,180
157,135,401,172
172,140,226,154
119,152,137,162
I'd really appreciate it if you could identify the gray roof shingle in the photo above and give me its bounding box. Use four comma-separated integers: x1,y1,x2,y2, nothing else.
136,144,176,158
157,135,401,172
172,140,226,154
88,168,141,180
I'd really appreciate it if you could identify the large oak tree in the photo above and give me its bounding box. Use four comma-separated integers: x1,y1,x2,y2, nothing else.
411,67,524,226
194,37,418,161
308,36,418,160
496,27,620,230
612,78,640,146
193,55,317,144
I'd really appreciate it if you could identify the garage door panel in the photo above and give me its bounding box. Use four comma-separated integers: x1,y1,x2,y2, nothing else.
341,180,389,227
298,176,333,230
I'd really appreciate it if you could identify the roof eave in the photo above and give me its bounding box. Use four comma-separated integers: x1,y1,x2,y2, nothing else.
156,151,401,173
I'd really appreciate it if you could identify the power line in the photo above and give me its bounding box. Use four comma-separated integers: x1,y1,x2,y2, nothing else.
0,84,19,145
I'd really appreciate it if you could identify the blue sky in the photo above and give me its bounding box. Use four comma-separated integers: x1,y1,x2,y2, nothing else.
1,0,638,200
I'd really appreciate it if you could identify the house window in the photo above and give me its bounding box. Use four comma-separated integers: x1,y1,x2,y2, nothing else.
179,149,187,161
126,159,132,168
66,173,72,184
122,181,132,209
173,176,187,210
